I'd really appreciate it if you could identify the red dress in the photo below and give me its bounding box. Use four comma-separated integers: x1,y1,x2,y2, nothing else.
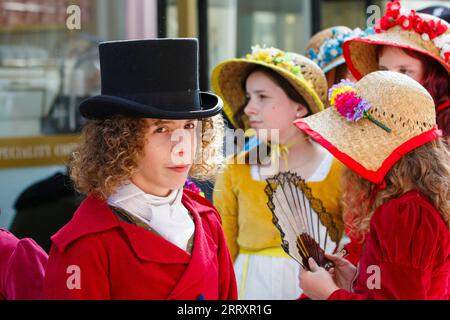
44,189,238,300
0,229,48,300
329,190,450,300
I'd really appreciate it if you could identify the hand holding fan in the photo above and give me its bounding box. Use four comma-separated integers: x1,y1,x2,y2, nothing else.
265,171,342,271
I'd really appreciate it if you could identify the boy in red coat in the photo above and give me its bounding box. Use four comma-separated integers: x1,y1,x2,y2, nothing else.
44,39,237,300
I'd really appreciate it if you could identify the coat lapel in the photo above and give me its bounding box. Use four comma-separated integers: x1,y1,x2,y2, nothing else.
119,221,191,264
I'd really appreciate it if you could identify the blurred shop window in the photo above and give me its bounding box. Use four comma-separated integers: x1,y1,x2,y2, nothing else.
161,0,312,87
208,0,237,79
322,1,449,30
207,0,311,82
0,0,129,229
400,0,450,12
321,0,369,29
236,0,311,58
166,0,178,38
0,0,127,138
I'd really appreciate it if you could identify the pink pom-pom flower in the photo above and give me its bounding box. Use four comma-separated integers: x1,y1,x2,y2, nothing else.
329,80,392,133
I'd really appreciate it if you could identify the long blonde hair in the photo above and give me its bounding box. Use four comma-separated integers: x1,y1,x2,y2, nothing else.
342,138,450,242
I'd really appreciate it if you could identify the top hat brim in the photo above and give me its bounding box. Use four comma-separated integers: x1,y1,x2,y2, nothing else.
79,91,223,119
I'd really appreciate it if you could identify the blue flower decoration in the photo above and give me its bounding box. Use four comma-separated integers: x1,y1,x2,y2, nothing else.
307,27,375,70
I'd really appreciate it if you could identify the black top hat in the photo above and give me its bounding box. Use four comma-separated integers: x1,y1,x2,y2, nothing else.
79,38,223,119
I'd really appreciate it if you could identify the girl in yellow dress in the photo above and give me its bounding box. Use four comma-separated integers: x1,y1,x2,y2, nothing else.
211,46,346,299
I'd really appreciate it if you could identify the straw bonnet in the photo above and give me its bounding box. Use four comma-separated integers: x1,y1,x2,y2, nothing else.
343,0,450,80
294,71,441,185
306,26,374,73
211,45,328,129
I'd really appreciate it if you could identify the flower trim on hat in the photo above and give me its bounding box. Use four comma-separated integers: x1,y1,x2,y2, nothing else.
307,27,375,69
375,0,449,64
434,34,450,62
329,80,392,133
246,45,304,78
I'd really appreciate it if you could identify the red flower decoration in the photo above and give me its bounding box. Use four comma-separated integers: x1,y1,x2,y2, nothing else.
397,15,413,31
385,0,401,18
380,15,397,30
445,52,450,63
427,20,437,39
434,21,448,39
375,1,448,41
413,17,424,34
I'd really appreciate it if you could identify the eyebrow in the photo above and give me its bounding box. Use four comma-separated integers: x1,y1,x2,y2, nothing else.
247,90,269,94
151,120,173,126
151,119,197,126
379,64,413,69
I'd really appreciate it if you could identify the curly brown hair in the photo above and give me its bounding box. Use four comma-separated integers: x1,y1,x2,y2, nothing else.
341,138,450,242
70,115,224,199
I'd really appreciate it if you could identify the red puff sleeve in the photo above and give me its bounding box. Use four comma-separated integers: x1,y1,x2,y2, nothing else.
0,230,48,300
329,191,450,300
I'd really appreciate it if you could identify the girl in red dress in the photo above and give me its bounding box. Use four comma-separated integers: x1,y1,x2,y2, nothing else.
295,71,449,300
43,39,237,300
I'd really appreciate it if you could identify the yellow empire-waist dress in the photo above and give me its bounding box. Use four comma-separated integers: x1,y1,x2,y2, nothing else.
213,151,345,261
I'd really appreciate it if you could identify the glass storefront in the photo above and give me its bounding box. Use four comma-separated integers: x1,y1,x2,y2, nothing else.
207,0,311,79
0,0,131,227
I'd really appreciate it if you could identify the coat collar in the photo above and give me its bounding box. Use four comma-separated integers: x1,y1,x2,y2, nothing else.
51,190,217,265
51,193,119,252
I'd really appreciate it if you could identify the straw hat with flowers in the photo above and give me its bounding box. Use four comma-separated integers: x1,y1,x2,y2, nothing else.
306,26,374,74
294,71,441,185
343,0,450,80
211,45,328,130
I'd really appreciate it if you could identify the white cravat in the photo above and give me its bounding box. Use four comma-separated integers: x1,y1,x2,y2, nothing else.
107,182,195,252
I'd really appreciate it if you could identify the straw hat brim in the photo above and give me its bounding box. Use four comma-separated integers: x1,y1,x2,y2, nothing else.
211,59,325,129
343,33,450,80
306,26,352,74
294,107,441,184
323,57,346,74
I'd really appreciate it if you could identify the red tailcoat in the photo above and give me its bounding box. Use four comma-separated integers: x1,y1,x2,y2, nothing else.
44,190,238,300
